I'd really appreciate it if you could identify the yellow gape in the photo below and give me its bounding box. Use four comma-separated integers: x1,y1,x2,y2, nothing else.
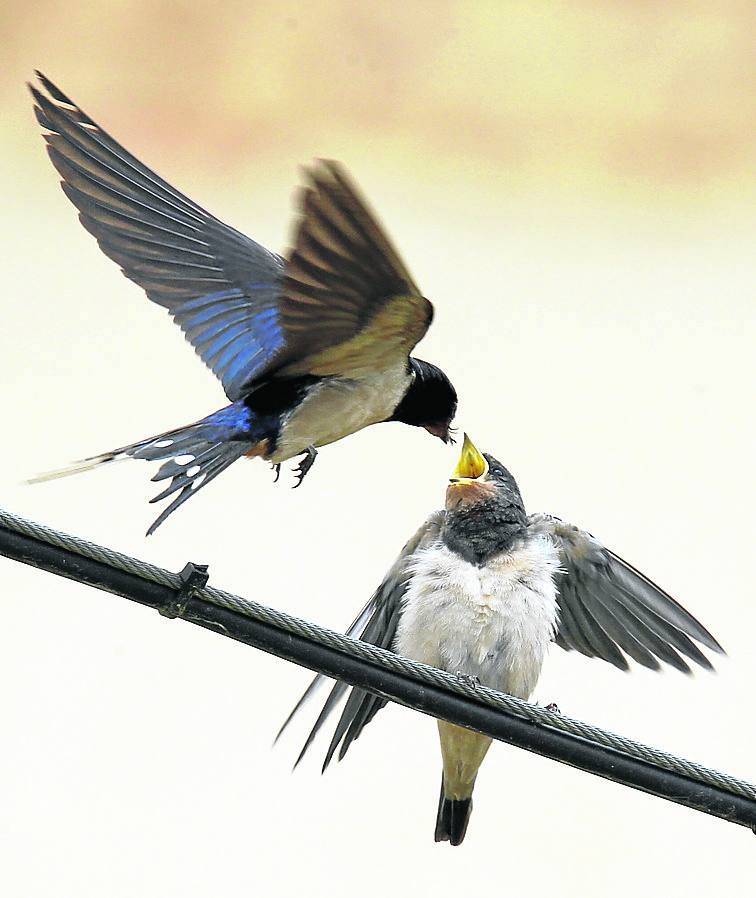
450,433,488,482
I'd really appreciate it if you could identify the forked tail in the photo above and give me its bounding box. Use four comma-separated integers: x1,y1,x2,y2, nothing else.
434,782,473,846
434,721,493,846
27,402,264,534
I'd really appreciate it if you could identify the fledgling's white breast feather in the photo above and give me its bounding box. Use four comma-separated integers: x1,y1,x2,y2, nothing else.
395,536,561,700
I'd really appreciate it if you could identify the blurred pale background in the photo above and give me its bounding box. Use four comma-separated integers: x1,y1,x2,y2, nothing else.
2,2,755,896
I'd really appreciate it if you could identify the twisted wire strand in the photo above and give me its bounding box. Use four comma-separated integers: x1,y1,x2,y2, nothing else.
2,506,753,801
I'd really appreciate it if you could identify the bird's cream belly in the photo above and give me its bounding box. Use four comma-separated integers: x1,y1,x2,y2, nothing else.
395,540,560,699
272,367,411,462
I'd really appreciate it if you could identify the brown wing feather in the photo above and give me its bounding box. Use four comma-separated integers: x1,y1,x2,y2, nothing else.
279,160,433,375
529,513,724,673
278,511,445,769
31,74,433,392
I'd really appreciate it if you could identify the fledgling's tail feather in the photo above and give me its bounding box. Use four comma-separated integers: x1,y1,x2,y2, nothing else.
26,402,261,534
434,779,473,846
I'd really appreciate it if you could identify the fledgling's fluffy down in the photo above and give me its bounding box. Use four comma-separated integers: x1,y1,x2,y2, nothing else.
396,536,560,700
279,435,724,846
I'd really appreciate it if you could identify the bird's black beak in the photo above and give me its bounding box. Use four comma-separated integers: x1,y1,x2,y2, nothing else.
424,422,455,444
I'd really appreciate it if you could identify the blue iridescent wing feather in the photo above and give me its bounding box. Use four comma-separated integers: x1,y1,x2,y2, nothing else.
31,72,286,400
32,73,436,410
172,286,285,397
32,73,434,396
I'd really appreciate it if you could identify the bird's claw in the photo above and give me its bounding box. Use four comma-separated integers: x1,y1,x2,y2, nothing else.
544,702,561,714
292,445,318,489
456,672,481,689
271,463,282,484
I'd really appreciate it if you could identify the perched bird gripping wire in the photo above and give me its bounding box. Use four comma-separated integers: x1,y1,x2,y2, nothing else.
279,434,724,846
27,73,457,534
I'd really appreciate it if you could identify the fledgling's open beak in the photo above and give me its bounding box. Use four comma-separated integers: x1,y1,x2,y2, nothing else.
449,433,488,482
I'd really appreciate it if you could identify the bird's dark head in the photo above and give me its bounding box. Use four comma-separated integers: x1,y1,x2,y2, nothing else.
388,358,457,443
443,434,527,564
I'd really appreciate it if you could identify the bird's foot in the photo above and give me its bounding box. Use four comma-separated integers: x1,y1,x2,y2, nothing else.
544,702,561,714
271,463,282,484
455,673,481,689
293,445,318,488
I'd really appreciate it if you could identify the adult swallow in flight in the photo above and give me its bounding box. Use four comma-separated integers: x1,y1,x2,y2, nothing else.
27,73,457,533
279,435,723,845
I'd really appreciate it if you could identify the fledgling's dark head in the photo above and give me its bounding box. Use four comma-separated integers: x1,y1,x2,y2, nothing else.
388,358,457,443
443,434,527,565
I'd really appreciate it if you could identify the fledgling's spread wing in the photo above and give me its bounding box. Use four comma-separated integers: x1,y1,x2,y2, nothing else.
277,511,445,769
528,513,724,673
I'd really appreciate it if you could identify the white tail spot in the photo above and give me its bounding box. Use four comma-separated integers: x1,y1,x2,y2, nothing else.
154,439,174,448
190,473,207,490
173,454,195,465
186,465,201,478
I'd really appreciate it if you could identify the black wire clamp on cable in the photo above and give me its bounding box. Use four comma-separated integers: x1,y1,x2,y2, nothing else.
159,562,209,619
1,506,754,837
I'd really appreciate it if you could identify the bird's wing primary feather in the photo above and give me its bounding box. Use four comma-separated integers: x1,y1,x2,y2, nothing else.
277,160,433,377
30,72,286,401
31,74,433,397
277,511,445,770
528,513,724,673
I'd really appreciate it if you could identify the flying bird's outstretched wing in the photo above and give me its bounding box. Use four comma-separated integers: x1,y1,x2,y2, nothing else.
278,511,445,770
279,161,432,378
528,514,724,673
30,72,284,400
30,72,432,399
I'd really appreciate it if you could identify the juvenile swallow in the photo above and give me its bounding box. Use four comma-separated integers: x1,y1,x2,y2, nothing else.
279,435,724,845
28,73,457,533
